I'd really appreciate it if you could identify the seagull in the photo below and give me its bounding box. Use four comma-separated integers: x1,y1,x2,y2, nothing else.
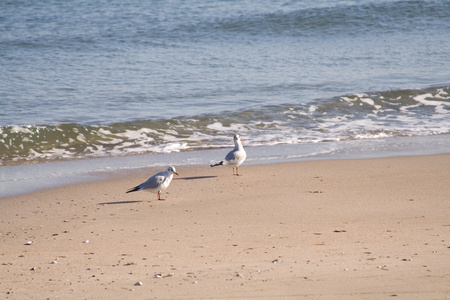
126,166,179,200
211,134,246,176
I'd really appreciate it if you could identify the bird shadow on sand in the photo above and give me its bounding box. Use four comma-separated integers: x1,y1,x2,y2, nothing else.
175,176,217,181
98,200,142,205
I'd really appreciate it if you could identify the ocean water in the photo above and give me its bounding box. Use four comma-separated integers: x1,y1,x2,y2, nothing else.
1,0,449,195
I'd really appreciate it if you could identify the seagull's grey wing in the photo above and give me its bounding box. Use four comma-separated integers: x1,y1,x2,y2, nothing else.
141,173,166,189
226,149,246,163
225,149,238,162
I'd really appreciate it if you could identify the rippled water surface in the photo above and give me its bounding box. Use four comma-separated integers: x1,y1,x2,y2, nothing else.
1,0,449,165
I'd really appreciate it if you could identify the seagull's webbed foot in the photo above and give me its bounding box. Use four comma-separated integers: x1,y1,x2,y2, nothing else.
157,191,165,201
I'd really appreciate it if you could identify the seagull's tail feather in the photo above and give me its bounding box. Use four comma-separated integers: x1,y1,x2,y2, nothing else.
126,185,141,193
210,161,224,167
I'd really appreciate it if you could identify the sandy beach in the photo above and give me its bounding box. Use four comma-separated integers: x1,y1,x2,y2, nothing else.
1,154,449,299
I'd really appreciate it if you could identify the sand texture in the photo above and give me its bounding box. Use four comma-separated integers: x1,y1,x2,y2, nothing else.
1,155,449,299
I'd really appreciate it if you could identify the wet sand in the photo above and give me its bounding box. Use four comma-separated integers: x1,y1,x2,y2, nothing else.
1,155,449,299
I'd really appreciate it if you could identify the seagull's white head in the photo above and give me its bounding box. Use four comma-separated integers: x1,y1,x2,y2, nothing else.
167,166,179,176
233,134,244,147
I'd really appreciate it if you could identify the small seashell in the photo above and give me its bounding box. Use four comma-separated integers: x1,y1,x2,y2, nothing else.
154,274,162,278
134,281,143,286
272,259,280,263
25,241,33,245
51,260,58,264
83,240,89,243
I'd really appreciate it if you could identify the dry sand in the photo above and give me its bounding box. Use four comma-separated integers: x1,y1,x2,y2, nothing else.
1,155,449,299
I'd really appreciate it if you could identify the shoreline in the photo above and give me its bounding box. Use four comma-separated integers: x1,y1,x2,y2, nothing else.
1,134,450,198
1,154,449,299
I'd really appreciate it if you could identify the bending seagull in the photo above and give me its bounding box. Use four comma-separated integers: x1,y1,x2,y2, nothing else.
126,166,178,200
211,134,246,176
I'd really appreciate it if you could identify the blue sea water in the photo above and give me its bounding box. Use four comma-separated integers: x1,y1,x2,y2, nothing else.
1,0,449,196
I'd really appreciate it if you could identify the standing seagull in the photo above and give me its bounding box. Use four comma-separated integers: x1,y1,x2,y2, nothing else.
126,166,179,200
211,134,247,176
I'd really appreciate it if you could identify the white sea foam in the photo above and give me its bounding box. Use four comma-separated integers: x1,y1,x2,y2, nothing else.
9,126,33,134
340,96,354,104
413,93,450,114
206,122,250,133
116,129,157,142
1,86,449,165
309,105,318,113
76,134,87,143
